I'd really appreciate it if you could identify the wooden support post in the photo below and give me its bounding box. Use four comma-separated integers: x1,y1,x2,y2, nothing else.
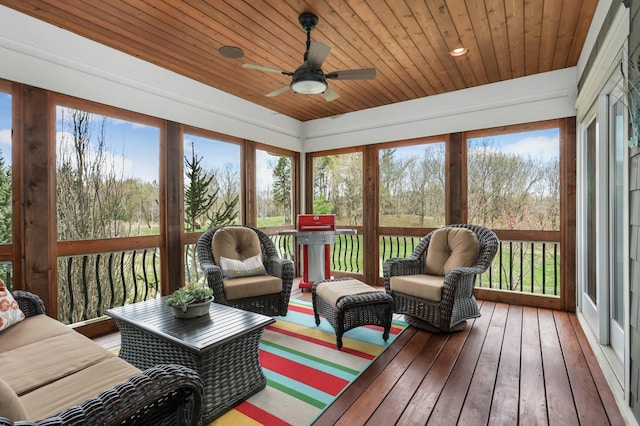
17,84,57,314
162,121,184,293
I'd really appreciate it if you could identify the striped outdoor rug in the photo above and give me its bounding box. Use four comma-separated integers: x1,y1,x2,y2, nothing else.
210,299,407,426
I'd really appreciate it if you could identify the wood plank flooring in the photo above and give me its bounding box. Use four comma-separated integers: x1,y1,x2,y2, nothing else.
94,286,627,425
312,299,626,426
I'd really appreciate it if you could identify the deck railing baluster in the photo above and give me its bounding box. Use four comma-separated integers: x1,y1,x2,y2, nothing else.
131,251,138,302
81,255,89,321
95,254,103,317
152,248,159,298
531,242,535,293
120,252,126,305
66,257,74,323
108,254,115,309
142,249,149,301
542,243,547,294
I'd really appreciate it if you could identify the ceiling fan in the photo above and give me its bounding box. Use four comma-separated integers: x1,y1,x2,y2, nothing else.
242,13,376,102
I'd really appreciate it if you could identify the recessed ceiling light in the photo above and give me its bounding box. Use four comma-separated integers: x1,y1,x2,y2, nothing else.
449,47,468,57
218,46,244,59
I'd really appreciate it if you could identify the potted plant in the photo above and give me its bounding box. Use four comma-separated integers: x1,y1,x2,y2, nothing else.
165,281,214,318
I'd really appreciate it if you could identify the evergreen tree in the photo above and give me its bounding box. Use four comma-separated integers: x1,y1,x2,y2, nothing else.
184,142,215,232
271,156,292,223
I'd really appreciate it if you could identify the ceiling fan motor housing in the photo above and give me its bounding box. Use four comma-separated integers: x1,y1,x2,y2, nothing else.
299,13,319,32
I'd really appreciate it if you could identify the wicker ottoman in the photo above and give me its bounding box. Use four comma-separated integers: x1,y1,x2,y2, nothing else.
312,278,393,349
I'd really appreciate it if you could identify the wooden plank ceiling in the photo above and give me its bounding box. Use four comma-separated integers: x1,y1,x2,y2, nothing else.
0,0,598,122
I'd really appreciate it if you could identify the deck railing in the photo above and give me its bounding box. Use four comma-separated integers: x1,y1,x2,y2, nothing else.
260,232,560,297
56,231,560,325
57,248,161,325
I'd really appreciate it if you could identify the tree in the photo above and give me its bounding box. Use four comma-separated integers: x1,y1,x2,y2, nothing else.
184,142,239,230
184,142,216,232
0,153,11,244
271,156,292,224
56,108,129,240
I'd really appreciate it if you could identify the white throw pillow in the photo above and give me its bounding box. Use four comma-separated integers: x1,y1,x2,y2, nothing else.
220,254,267,278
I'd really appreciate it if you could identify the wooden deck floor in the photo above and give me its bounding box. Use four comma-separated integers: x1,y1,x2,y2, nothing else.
311,299,626,426
95,287,626,425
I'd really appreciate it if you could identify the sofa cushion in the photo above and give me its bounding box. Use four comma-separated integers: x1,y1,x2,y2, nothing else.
1,327,115,396
0,282,25,332
425,227,478,276
223,274,282,300
20,357,140,421
212,227,262,267
390,274,445,302
0,377,29,421
220,253,266,278
0,314,73,352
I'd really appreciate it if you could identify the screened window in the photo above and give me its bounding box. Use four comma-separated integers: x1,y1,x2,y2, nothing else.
183,134,241,231
379,142,445,227
256,149,293,227
56,105,160,240
313,152,363,226
467,128,560,230
0,91,11,244
0,90,12,288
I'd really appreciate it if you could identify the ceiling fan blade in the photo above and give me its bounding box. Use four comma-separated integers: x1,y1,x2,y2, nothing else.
305,41,331,68
243,63,292,75
266,85,291,97
326,68,376,80
321,86,340,102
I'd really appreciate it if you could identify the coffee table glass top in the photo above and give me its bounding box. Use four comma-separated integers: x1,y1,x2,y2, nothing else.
106,297,275,354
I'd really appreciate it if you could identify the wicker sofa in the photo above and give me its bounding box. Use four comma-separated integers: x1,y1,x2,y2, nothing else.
0,291,204,425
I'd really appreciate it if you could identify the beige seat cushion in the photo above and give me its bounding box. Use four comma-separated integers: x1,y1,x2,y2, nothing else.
0,328,116,396
212,227,262,267
316,279,379,306
425,227,478,276
0,377,29,421
224,274,283,300
0,314,74,352
390,274,445,302
20,357,140,421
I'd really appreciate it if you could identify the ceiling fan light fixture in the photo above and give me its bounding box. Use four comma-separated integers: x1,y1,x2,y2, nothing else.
290,68,327,94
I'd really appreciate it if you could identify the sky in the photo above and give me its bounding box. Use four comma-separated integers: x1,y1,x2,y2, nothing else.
381,128,560,162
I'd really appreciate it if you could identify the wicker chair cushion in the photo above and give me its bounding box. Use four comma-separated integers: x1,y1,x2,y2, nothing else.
425,227,478,276
223,274,283,300
0,377,29,421
212,227,262,267
316,279,379,306
389,274,444,302
220,254,267,278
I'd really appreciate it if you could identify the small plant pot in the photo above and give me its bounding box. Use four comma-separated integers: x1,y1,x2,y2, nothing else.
172,297,213,318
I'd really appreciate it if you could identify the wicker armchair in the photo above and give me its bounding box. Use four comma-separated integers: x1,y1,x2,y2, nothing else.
383,224,499,332
1,291,204,426
196,225,294,316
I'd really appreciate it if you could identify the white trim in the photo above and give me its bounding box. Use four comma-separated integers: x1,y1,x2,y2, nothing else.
303,68,577,152
575,4,630,119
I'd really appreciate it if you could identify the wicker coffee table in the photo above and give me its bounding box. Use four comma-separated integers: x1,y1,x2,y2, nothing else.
106,297,275,422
